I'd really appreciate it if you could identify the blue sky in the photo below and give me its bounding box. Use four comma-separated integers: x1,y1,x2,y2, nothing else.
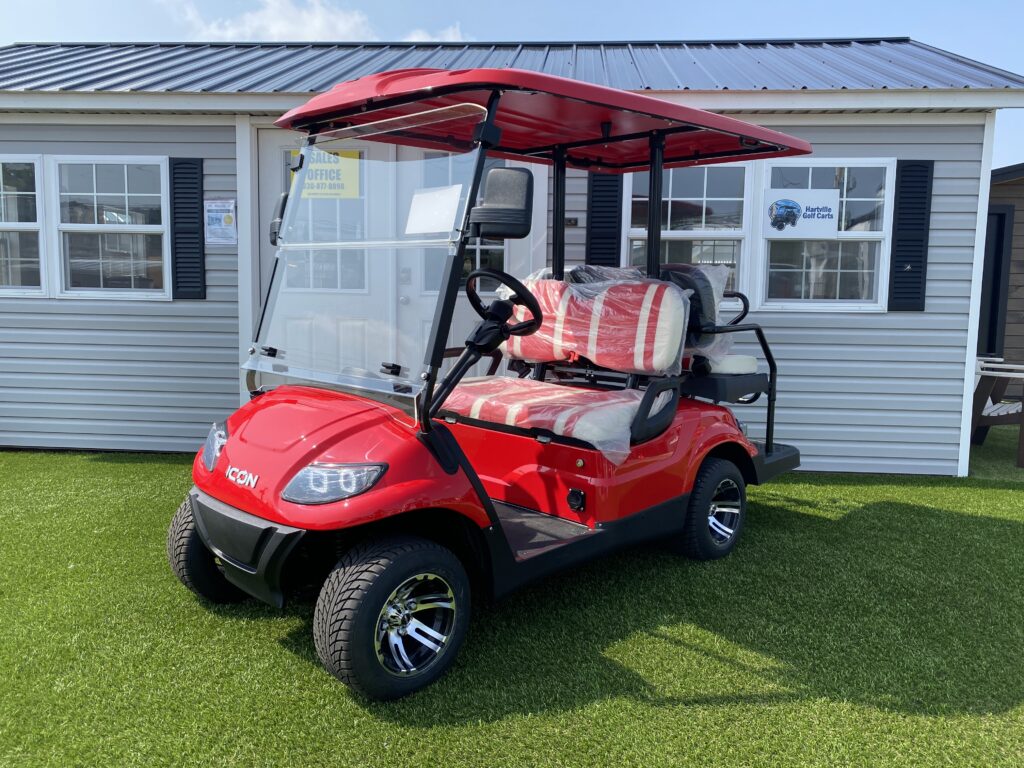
2,0,1023,166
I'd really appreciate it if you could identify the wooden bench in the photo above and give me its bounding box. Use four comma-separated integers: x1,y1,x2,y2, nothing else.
971,359,1024,468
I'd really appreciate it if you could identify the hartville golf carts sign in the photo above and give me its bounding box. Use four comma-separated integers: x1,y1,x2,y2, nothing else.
765,189,840,239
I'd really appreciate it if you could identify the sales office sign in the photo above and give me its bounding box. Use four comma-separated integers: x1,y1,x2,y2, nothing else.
765,189,840,239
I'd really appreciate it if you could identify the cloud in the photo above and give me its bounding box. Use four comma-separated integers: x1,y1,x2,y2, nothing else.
172,1,468,44
402,22,468,43
177,0,378,42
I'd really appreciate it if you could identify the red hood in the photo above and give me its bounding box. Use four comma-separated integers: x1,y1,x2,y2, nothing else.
193,385,477,528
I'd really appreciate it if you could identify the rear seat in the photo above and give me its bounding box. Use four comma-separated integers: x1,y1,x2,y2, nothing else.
444,278,689,464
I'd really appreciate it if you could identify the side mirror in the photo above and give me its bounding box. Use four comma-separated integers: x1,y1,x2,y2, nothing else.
468,167,533,239
268,191,288,246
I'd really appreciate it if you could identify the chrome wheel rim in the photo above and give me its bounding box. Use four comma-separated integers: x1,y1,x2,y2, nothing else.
708,478,742,544
375,572,456,677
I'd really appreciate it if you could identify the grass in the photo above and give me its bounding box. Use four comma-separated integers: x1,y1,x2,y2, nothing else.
969,424,1024,483
1,448,1023,767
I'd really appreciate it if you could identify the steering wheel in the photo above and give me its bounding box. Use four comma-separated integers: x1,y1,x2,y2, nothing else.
465,268,543,337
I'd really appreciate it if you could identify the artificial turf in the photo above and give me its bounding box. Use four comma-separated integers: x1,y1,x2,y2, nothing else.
1,444,1022,767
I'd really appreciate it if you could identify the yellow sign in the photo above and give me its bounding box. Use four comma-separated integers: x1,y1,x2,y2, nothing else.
290,149,361,199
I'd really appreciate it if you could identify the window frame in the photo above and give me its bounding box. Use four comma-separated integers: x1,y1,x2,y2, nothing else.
45,155,172,301
620,161,753,299
754,157,897,313
279,147,371,295
0,154,46,297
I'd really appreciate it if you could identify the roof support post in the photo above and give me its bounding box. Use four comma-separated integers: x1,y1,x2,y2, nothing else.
646,131,665,278
552,146,567,280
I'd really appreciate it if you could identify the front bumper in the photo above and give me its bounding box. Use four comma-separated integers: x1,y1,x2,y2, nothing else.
189,487,305,608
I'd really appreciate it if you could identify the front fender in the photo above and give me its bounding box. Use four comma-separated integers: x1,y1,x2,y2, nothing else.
194,386,490,532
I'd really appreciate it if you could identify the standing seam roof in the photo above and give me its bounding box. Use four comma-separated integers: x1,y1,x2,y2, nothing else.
0,38,1022,94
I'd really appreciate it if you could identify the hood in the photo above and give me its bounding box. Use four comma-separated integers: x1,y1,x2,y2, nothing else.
194,385,418,524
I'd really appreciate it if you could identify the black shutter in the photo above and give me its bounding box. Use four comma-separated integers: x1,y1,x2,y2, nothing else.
887,160,934,311
170,157,206,300
585,172,624,266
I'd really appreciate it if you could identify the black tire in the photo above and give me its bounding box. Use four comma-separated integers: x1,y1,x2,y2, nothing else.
313,536,470,701
678,457,747,560
166,496,245,603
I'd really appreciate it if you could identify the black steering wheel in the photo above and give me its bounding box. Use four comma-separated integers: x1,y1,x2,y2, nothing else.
465,268,543,337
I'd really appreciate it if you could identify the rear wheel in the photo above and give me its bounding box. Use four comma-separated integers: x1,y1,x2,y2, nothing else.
678,458,747,560
313,536,470,701
166,497,245,603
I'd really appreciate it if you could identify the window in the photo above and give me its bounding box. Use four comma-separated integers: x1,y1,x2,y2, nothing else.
54,158,169,297
625,164,747,289
282,148,367,292
423,152,505,292
0,157,43,293
762,161,894,308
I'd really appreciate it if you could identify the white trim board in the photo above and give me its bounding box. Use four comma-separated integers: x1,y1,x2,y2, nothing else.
0,113,240,126
957,111,996,478
235,114,257,404
725,112,991,126
651,89,1024,111
2,88,1024,114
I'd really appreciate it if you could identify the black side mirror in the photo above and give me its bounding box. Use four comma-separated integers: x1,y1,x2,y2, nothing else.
268,192,288,246
468,167,533,239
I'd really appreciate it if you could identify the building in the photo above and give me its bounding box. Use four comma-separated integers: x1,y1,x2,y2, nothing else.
1,38,1023,474
987,163,1024,396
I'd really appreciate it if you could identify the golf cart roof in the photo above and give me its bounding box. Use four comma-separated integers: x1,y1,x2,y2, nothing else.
276,67,811,173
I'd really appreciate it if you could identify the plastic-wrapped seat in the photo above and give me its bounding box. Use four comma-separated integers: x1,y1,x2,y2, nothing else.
659,263,758,375
444,278,689,463
444,377,651,465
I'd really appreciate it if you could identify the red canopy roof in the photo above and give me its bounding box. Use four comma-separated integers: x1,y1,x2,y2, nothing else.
276,68,811,173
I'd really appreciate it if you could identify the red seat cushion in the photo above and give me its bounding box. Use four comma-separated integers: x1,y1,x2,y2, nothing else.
445,376,651,464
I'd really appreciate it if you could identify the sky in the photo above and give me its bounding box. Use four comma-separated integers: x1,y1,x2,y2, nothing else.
1,0,1023,167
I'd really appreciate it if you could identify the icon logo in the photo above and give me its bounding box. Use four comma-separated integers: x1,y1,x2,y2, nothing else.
768,199,802,231
226,465,259,489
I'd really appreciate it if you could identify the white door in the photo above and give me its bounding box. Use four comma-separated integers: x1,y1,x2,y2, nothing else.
256,131,548,378
257,129,400,375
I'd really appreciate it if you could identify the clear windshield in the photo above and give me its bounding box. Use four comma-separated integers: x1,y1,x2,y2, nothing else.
244,105,488,403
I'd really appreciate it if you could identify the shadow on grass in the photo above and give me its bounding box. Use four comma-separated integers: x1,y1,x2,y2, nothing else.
211,494,1024,724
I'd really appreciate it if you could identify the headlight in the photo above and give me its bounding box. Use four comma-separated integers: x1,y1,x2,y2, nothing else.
282,463,386,505
201,422,228,472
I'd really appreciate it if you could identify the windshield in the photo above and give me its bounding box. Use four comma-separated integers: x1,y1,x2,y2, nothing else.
244,105,488,404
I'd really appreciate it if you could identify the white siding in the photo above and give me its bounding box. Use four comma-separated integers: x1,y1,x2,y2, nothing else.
0,124,239,451
556,120,984,474
546,168,589,269
733,122,984,474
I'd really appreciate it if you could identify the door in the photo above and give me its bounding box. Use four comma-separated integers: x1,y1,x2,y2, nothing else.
256,129,398,375
256,132,548,378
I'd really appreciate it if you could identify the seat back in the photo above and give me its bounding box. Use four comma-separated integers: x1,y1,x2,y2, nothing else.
504,278,689,376
659,263,724,349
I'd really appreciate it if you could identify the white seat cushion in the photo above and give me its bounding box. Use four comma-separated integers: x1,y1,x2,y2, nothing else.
709,355,759,375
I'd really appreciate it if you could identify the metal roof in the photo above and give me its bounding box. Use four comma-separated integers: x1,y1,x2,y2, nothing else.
0,38,1022,95
992,162,1024,184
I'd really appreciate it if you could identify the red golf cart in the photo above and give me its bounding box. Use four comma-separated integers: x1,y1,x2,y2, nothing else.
167,68,811,700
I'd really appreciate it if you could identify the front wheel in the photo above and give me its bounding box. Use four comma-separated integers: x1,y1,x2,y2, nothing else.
677,458,747,560
313,536,470,701
167,497,245,603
